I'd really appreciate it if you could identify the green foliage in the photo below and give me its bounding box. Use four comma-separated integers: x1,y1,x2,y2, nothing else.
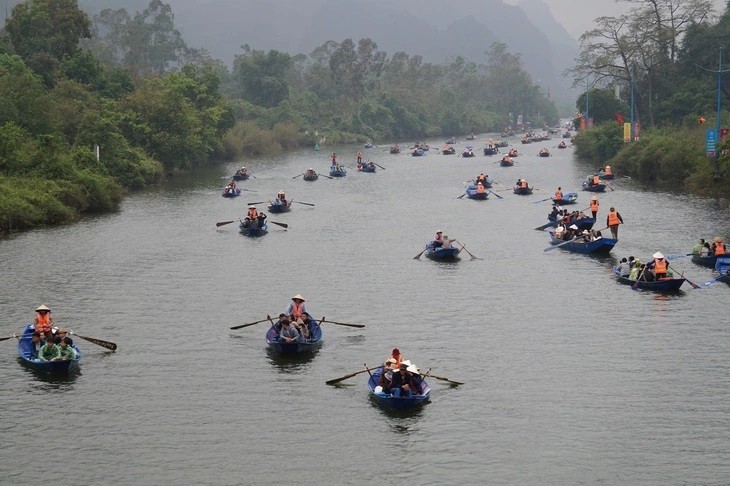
232,47,292,108
572,122,624,163
0,54,57,135
576,89,629,126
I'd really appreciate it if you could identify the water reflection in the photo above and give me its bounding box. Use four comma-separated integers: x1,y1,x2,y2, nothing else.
266,348,321,373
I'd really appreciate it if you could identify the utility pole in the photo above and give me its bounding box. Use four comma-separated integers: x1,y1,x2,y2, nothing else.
695,48,729,180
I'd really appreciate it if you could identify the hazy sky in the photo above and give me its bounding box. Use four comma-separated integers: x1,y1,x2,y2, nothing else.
505,0,727,39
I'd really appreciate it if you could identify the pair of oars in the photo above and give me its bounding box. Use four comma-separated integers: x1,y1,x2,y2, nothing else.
325,363,463,386
230,316,365,330
215,220,288,228
1,330,117,351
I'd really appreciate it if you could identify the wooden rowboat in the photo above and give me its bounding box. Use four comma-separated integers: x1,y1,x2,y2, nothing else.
368,367,431,410
266,319,322,355
239,220,268,237
268,200,291,213
16,325,82,374
613,266,685,291
549,233,617,254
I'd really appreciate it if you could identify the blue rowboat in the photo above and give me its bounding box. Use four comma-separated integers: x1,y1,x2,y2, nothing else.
549,233,617,254
268,199,291,213
692,254,723,268
598,173,615,180
232,171,250,181
613,266,685,291
538,151,551,157
465,184,489,200
483,146,499,155
411,148,425,156
473,177,493,188
363,142,374,148
330,166,347,177
16,325,82,374
424,242,461,261
552,192,578,205
368,367,431,410
389,146,401,154
441,146,456,155
513,186,533,195
461,149,476,157
222,187,241,198
714,257,730,285
265,319,322,355
239,220,268,237
303,172,318,181
582,180,606,192
500,158,514,167
358,163,376,172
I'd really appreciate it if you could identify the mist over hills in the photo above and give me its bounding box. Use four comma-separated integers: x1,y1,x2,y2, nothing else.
5,0,579,102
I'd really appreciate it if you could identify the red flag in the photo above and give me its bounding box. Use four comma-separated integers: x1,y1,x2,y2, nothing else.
615,112,624,126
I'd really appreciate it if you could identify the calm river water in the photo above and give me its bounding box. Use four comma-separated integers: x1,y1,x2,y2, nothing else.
1,135,729,485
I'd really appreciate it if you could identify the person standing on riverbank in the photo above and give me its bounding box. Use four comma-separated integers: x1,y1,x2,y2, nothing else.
607,207,624,239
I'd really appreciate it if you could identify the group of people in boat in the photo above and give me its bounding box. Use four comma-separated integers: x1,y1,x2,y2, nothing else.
616,254,673,281
357,160,376,171
273,294,316,343
538,147,550,156
515,179,530,189
242,205,267,229
24,304,77,362
692,237,727,256
548,207,590,225
330,153,345,171
304,168,317,178
557,141,567,149
431,230,453,249
234,166,250,178
374,348,424,398
555,223,603,242
586,174,602,187
223,181,238,195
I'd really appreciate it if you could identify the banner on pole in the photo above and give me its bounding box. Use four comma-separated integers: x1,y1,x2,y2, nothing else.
623,123,631,142
706,129,717,157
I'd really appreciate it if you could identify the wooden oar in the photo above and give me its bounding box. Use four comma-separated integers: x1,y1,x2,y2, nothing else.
667,265,701,289
216,220,235,227
320,317,365,328
532,196,553,204
453,241,482,260
489,190,503,200
544,235,584,252
0,335,18,342
326,365,381,385
605,181,615,191
373,162,386,170
420,372,463,386
320,174,334,179
665,253,692,260
413,247,427,260
456,192,467,199
292,201,315,206
292,173,304,179
246,201,264,205
69,331,117,351
269,221,288,228
230,316,273,330
632,266,649,290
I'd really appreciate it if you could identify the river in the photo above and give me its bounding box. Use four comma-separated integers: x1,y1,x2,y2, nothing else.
1,135,728,485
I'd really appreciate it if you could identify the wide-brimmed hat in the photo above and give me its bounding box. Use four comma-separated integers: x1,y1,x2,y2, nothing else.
291,294,305,301
714,236,724,243
436,230,442,234
35,304,51,312
591,196,598,200
278,190,284,194
248,205,256,209
569,224,578,230
406,363,419,374
652,252,665,259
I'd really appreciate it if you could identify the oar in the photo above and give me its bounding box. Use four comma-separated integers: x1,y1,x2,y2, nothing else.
667,265,701,289
453,241,482,260
292,201,315,206
0,334,19,342
489,190,503,200
326,366,381,385
320,174,334,179
543,235,584,252
534,208,591,231
69,331,117,351
666,253,692,260
320,317,365,328
632,266,649,290
703,275,727,286
532,196,553,204
269,221,288,228
456,192,467,199
413,247,427,260
292,173,304,179
246,201,264,205
373,162,386,170
230,316,273,330
216,220,235,227
420,372,463,386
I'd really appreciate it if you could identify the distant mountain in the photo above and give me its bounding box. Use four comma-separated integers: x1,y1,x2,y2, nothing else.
70,0,578,101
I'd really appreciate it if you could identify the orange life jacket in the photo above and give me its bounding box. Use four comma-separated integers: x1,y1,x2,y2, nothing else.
715,242,727,255
608,211,620,226
653,259,667,274
247,208,258,219
555,190,563,199
593,175,600,184
590,200,599,212
290,302,305,320
35,313,52,334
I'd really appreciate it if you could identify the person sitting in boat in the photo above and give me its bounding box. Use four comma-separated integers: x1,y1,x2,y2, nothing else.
604,165,613,176
647,252,668,279
590,175,601,186
305,168,316,178
487,139,494,148
389,362,418,398
563,224,579,240
476,182,486,195
700,242,711,257
226,181,237,193
441,235,453,249
539,147,549,156
356,152,363,164
502,155,513,164
476,173,487,185
331,153,337,166
277,191,287,205
387,348,403,368
52,327,72,345
555,187,563,200
691,238,706,255
628,262,643,281
33,304,53,337
38,337,61,362
558,141,567,148
367,161,376,170
712,237,727,255
273,313,287,334
256,212,267,228
617,257,631,277
376,359,397,394
242,205,258,228
25,331,42,359
278,319,300,344
591,229,603,240
286,294,307,321
299,313,316,337
516,179,528,189
58,337,76,360
508,148,518,157
432,230,444,248
293,318,310,341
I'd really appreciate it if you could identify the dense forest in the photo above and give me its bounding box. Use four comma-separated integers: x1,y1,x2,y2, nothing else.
568,0,730,199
